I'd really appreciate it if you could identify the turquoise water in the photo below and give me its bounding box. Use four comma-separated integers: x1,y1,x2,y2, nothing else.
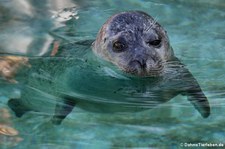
0,0,225,148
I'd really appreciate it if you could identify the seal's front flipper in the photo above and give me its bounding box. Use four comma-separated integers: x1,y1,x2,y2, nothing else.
181,69,210,118
8,98,32,117
186,87,210,118
51,98,76,125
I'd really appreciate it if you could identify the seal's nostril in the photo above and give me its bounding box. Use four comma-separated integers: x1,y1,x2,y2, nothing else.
131,60,146,69
140,60,147,69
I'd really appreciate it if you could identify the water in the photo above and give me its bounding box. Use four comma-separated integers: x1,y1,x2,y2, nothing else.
0,0,225,148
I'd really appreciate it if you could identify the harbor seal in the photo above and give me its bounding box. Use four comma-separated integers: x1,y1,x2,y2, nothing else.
8,11,210,125
91,11,210,118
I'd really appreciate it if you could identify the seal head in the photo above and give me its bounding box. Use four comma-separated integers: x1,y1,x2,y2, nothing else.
92,11,174,76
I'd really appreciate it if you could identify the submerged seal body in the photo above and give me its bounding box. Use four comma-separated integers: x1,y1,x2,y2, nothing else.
8,11,210,125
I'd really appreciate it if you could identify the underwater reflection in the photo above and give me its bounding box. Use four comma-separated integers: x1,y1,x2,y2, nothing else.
0,0,79,56
0,108,23,147
0,56,30,83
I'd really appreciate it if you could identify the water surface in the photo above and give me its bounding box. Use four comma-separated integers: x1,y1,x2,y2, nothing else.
0,0,225,148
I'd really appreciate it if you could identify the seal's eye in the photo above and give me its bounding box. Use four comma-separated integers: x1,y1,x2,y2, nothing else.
147,39,161,48
113,41,126,52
